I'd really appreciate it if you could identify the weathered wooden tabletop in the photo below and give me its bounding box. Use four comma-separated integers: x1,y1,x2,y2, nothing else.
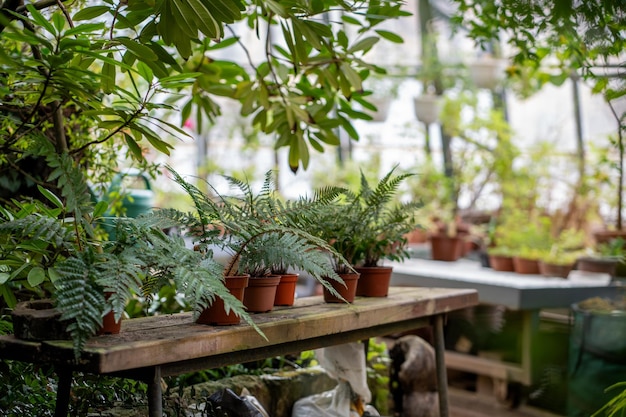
0,287,478,376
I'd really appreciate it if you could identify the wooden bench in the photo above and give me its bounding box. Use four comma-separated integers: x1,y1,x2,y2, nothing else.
0,286,478,417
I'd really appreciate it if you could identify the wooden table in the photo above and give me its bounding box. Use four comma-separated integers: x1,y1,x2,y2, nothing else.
390,258,622,400
0,287,478,417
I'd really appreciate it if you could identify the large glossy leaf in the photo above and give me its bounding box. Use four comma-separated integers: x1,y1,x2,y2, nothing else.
73,6,111,21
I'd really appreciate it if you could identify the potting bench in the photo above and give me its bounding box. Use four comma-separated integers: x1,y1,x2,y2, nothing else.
390,258,622,404
0,286,478,417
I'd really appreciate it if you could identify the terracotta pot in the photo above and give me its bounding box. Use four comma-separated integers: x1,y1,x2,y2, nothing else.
323,272,360,303
196,275,249,325
243,275,281,313
98,310,122,335
274,273,299,306
538,261,573,278
99,292,122,335
576,257,619,277
354,266,393,297
405,228,428,244
488,254,515,272
592,230,626,246
429,235,463,262
512,257,540,275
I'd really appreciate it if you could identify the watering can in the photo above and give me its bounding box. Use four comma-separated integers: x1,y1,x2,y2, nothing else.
106,169,154,218
100,169,154,240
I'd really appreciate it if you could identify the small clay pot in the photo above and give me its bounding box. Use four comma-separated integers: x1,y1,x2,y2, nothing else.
323,273,360,303
354,266,393,297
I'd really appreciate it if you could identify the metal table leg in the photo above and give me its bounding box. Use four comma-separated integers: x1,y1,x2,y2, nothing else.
147,366,163,417
54,368,72,417
433,314,449,417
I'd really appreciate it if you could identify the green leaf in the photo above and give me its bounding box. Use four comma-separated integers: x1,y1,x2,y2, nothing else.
341,15,361,26
264,0,287,17
73,6,111,21
348,36,379,53
375,30,404,43
294,19,322,51
298,135,310,170
25,4,57,36
0,273,10,285
147,42,181,69
317,130,340,146
170,0,201,37
0,285,17,308
136,61,154,83
27,267,46,287
37,186,63,209
101,53,116,94
124,132,144,160
65,23,106,37
309,135,324,152
339,116,359,140
187,0,221,38
116,37,159,61
93,201,109,218
133,124,173,155
48,268,60,284
52,12,66,33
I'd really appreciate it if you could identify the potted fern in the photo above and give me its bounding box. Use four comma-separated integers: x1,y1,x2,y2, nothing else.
349,167,422,297
305,166,422,298
0,159,241,358
165,169,351,314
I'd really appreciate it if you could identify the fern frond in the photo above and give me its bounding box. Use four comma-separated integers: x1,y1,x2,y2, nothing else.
54,251,106,358
46,152,93,223
0,214,75,249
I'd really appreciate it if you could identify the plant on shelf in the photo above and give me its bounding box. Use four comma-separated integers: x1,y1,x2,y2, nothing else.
0,156,238,358
162,169,352,310
536,229,586,277
304,166,422,297
347,167,423,268
451,0,625,238
489,211,553,274
576,237,626,277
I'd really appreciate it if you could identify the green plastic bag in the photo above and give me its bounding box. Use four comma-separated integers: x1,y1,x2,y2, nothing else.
568,302,626,417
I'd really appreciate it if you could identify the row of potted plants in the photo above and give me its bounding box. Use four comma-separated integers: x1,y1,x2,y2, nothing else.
418,209,626,279
2,165,423,357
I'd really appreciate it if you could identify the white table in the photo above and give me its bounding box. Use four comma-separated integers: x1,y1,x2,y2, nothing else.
389,258,622,403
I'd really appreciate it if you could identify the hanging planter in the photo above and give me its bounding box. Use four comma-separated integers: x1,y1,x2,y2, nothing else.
366,97,393,123
413,94,442,125
468,56,505,90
